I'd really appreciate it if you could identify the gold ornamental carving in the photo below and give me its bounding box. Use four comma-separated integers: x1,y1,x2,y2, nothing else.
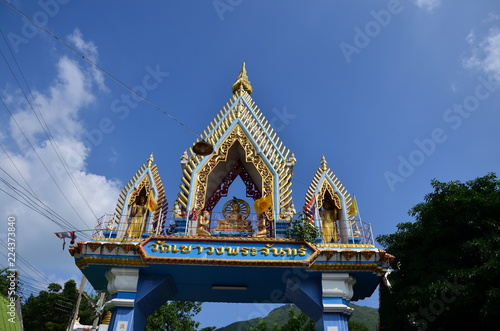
128,177,151,206
318,183,342,210
193,126,274,219
361,250,375,260
87,242,102,252
104,242,118,253
322,250,337,260
341,250,356,261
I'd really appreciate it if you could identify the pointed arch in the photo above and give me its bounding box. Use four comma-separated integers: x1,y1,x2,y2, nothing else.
190,124,275,218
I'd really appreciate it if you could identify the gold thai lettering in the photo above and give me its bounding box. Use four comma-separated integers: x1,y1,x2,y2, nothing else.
180,245,192,254
226,247,239,255
298,245,307,256
271,247,286,256
259,244,274,256
160,244,179,253
147,241,309,258
148,240,166,252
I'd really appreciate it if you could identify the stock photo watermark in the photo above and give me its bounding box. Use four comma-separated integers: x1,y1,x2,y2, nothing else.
384,74,500,192
339,0,403,64
85,64,170,146
269,106,296,132
213,0,243,22
6,0,72,53
51,64,169,179
5,215,18,323
407,277,465,330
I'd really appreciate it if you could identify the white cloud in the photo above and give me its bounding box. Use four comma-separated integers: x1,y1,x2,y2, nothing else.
0,28,120,286
483,12,500,24
8,56,94,148
413,0,441,12
463,28,500,80
450,82,457,93
67,28,108,92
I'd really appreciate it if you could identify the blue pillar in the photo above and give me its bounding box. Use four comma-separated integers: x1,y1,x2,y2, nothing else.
285,272,356,330
105,268,139,331
317,273,356,331
134,273,177,328
105,268,178,331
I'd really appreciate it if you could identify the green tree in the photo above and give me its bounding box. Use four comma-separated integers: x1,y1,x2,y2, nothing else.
145,301,215,331
22,279,96,331
1,268,22,301
348,320,369,331
285,212,320,243
377,174,500,330
249,308,315,331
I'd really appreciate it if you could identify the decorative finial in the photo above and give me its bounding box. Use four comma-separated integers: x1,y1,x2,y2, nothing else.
101,311,112,325
287,153,297,167
147,152,154,167
232,62,253,95
320,155,327,171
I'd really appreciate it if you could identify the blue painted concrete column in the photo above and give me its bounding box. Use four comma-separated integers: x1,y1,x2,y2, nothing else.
317,273,356,331
105,268,139,331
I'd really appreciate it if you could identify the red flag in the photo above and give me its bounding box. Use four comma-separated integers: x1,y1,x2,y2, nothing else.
303,195,317,222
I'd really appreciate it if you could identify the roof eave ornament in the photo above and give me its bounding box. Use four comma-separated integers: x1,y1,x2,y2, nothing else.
232,62,253,95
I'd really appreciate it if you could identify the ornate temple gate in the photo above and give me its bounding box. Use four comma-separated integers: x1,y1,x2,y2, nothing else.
71,64,393,331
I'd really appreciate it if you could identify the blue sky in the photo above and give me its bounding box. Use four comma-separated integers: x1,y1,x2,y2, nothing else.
1,0,500,328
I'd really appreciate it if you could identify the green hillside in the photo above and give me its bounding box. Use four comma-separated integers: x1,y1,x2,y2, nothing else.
215,303,378,331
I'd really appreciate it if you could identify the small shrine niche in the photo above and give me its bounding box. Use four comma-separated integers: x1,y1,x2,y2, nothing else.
318,191,342,243
212,197,253,236
104,154,167,239
125,185,151,238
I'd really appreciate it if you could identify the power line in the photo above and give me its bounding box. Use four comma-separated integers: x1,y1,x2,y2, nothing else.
0,174,91,240
0,29,100,223
0,94,92,230
0,0,201,139
0,167,77,231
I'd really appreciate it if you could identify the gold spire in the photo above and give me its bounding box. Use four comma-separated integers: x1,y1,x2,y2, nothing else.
321,155,328,171
147,152,154,167
232,62,253,95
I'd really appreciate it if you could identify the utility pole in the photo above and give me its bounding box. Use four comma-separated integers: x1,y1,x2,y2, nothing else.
66,275,87,331
91,292,106,329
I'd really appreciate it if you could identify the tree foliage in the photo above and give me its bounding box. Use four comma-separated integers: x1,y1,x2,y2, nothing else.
0,268,19,298
377,173,500,330
249,308,315,331
22,279,96,331
145,301,215,331
285,212,320,243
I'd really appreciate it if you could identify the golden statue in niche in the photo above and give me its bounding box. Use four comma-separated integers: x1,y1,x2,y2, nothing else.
319,199,340,243
127,194,148,238
196,210,212,236
253,213,267,237
214,198,253,233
